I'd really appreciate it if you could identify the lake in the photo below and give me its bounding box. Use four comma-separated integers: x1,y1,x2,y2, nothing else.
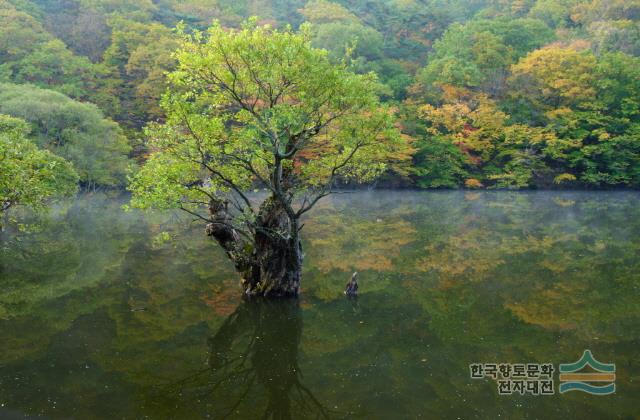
0,191,638,419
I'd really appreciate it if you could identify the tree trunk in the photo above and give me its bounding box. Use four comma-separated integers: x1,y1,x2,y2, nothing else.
249,234,302,297
206,196,302,297
246,196,302,297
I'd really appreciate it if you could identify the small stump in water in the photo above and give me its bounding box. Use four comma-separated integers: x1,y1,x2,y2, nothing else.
344,272,359,297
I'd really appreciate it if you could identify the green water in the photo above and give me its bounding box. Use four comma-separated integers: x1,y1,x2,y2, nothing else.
0,191,639,419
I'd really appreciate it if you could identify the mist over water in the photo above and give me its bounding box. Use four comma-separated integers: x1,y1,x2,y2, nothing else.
0,191,638,418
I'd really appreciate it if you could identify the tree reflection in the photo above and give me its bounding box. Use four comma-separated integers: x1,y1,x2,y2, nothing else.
163,299,329,419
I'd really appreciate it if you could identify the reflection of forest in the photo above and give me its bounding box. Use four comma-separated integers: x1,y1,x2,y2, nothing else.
304,192,640,341
0,192,639,418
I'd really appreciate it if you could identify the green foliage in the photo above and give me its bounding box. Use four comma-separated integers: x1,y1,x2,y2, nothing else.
102,18,179,127
3,39,115,107
418,96,559,188
0,114,78,220
0,0,639,190
0,83,132,187
528,0,578,28
298,0,358,24
0,1,49,63
505,48,640,186
129,22,402,212
0,1,119,113
299,0,410,99
417,17,554,95
588,20,640,57
413,136,469,188
312,21,384,61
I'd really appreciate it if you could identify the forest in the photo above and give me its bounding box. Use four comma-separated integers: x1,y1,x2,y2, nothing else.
1,0,639,201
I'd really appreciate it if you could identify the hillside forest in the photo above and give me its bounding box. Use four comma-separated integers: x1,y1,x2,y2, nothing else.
1,0,640,192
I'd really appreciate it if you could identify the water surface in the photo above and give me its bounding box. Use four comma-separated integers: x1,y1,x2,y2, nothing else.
0,191,639,419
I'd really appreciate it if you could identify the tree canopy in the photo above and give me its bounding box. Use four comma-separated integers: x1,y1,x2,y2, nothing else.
0,83,131,188
129,22,401,213
0,114,77,223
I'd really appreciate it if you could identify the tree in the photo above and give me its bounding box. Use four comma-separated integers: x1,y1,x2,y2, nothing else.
528,0,578,28
588,20,640,57
507,46,597,116
418,95,559,187
102,18,180,127
0,1,119,115
0,114,78,228
416,17,554,98
298,0,359,24
129,22,402,296
0,83,131,188
507,48,640,186
571,0,640,24
412,135,469,188
311,21,384,61
0,1,49,64
5,39,117,110
299,0,410,100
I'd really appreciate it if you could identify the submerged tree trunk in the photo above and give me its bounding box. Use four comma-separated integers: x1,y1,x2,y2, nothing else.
206,196,302,297
250,196,302,297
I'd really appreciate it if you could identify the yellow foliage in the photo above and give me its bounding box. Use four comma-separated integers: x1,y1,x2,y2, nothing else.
439,84,474,102
465,178,484,188
418,102,471,134
553,173,577,184
298,0,360,24
510,47,597,109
